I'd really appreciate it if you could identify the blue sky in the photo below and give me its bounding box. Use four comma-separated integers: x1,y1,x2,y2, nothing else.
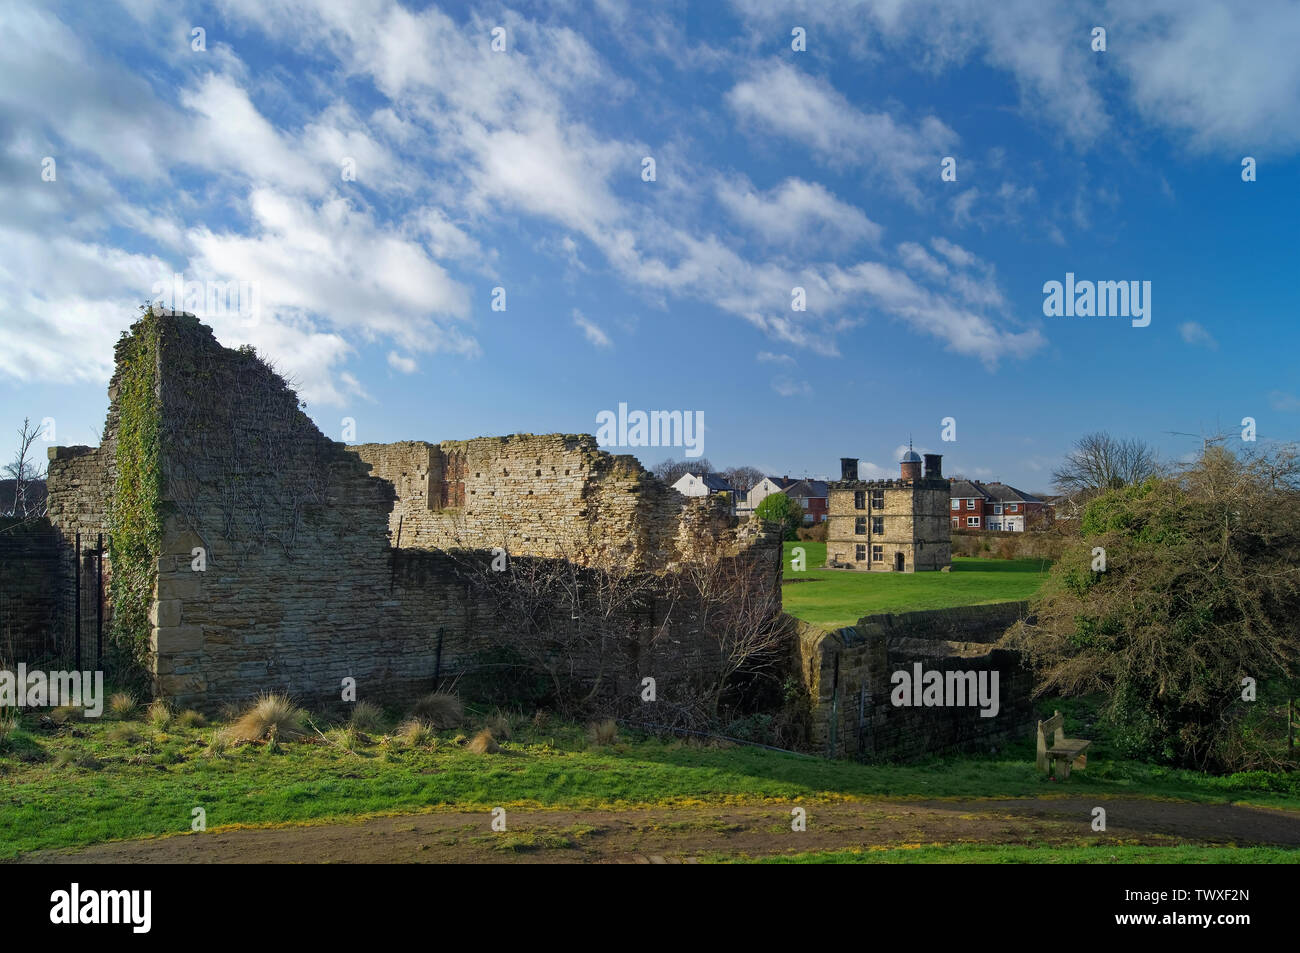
1,0,1297,493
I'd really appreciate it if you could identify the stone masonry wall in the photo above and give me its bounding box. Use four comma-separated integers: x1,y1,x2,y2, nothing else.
0,518,64,661
796,602,1036,760
350,437,691,570
45,312,782,712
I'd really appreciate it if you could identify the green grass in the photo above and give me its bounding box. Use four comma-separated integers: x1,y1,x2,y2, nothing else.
729,844,1300,864
2,708,1298,859
782,541,1051,627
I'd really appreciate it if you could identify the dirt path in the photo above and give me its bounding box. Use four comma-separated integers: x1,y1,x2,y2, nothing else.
23,798,1300,864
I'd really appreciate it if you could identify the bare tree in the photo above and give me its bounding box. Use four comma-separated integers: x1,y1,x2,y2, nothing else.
722,466,765,494
1052,431,1161,494
4,417,47,518
676,547,788,719
652,457,713,487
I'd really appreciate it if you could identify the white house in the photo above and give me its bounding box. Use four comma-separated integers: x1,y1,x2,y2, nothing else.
671,472,738,514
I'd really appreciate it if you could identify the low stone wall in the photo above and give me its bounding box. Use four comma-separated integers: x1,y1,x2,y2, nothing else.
796,601,1036,760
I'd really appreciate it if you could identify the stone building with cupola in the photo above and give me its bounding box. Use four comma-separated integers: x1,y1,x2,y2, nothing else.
825,444,952,572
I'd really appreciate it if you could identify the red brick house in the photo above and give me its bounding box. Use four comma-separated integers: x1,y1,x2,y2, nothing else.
949,479,1045,531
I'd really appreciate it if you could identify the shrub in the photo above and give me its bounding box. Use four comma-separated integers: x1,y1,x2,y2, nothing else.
348,700,387,733
108,692,138,720
410,692,463,730
1005,446,1300,771
147,699,171,729
222,694,306,744
587,719,618,746
466,729,500,754
795,522,828,542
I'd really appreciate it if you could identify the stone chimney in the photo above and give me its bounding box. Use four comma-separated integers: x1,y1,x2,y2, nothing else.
924,453,943,479
839,458,858,481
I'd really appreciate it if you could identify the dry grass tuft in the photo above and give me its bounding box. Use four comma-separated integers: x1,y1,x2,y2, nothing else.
466,729,500,754
106,722,141,745
108,692,137,720
147,699,172,729
396,719,436,748
176,709,206,729
348,700,386,733
221,694,306,744
410,692,463,730
485,710,511,740
325,725,371,751
587,719,619,746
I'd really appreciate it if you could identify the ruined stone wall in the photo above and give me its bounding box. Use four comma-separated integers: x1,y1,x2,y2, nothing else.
42,312,782,712
350,436,691,570
796,602,1036,760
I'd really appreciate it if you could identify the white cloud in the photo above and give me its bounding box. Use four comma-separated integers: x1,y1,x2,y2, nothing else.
387,351,418,373
1112,0,1300,154
717,176,882,246
731,0,1300,155
1178,321,1218,350
726,60,956,204
771,376,811,397
573,309,612,349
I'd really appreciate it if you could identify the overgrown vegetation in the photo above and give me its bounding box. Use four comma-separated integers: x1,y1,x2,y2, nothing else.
1006,444,1300,772
106,308,165,678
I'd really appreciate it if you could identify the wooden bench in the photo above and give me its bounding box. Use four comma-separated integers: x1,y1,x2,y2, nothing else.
1036,710,1091,779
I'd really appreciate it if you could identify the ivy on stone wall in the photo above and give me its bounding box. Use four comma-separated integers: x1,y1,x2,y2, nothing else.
107,308,164,665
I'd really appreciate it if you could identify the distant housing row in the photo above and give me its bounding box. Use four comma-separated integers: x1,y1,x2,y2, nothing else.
671,466,1049,531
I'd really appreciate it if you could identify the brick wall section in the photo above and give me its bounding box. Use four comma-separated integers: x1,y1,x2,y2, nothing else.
796,602,1036,760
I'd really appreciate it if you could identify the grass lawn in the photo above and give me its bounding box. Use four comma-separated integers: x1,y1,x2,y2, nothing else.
782,541,1051,628
2,704,1298,859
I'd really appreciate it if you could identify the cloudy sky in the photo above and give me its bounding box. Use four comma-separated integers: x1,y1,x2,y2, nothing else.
1,0,1297,491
